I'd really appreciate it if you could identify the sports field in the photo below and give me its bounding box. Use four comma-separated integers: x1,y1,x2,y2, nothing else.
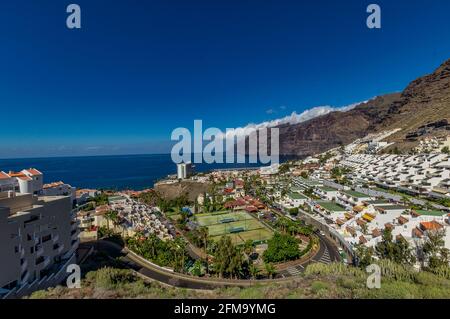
196,211,273,245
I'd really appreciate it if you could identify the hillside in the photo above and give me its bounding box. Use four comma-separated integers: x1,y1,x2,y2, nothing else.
276,59,450,156
28,262,450,299
154,180,211,202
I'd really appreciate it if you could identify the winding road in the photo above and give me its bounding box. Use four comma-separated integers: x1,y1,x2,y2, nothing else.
82,232,340,290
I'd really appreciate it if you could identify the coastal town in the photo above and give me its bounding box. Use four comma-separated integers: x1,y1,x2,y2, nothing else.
1,129,450,298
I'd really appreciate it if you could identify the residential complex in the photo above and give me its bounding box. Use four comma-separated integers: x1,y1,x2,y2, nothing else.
0,169,79,299
341,153,450,197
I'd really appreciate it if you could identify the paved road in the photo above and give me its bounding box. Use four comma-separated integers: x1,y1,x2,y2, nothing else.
85,238,341,290
265,201,341,278
86,240,222,289
277,231,340,278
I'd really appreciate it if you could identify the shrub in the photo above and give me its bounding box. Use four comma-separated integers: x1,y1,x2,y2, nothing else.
92,267,136,289
311,281,329,294
263,233,301,263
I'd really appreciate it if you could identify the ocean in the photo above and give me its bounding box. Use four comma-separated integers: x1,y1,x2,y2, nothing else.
0,154,287,190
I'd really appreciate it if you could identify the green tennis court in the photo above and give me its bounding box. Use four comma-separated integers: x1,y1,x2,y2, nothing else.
196,210,273,244
196,211,253,227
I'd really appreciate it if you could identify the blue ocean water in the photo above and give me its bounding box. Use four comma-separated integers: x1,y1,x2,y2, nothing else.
0,154,276,190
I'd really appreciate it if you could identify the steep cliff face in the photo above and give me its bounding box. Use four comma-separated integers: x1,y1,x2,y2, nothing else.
381,59,450,144
276,59,450,156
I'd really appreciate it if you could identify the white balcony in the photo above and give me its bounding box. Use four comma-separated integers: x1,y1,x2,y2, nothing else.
41,257,51,268
52,234,59,243
36,245,44,257
20,260,28,273
21,271,30,284
71,229,80,240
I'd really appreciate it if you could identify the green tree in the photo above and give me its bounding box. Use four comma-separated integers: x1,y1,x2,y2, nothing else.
421,230,450,271
265,263,276,279
289,207,299,216
355,245,374,268
249,263,261,280
263,233,301,263
441,146,450,154
212,236,247,279
375,229,416,265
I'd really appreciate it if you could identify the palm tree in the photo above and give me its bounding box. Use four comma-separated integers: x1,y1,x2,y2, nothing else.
249,263,260,280
265,263,276,279
198,226,209,273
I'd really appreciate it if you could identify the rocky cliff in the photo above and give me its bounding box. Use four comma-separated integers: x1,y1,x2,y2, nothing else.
276,59,450,156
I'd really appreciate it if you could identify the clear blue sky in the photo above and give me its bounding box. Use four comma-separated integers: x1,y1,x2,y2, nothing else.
0,0,449,158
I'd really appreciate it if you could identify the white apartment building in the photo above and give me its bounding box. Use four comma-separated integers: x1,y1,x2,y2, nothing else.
43,181,76,205
341,153,450,195
0,169,43,195
0,191,79,299
177,162,194,180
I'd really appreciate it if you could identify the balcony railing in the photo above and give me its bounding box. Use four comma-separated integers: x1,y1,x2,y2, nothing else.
36,245,44,257
52,234,59,243
20,259,28,273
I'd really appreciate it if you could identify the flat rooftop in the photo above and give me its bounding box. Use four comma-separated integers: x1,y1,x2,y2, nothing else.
414,210,446,217
341,190,370,198
316,201,346,212
318,186,339,192
288,192,308,200
376,205,408,211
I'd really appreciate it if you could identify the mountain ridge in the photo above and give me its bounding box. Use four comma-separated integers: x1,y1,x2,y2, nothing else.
274,58,450,156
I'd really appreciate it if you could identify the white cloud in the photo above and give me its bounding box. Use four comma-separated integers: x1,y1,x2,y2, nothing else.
221,99,370,139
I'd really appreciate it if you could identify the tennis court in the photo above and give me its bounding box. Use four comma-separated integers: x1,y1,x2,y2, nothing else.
196,210,273,245
196,211,253,227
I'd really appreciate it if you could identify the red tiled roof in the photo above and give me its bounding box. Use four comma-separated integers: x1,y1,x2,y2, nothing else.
0,171,11,180
346,226,356,236
43,181,65,189
398,216,409,225
25,168,42,176
412,227,424,238
359,235,368,244
8,171,25,177
234,179,244,186
245,205,258,213
420,221,444,232
356,219,366,227
372,228,382,237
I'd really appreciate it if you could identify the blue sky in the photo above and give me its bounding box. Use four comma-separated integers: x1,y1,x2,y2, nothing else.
0,0,449,158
